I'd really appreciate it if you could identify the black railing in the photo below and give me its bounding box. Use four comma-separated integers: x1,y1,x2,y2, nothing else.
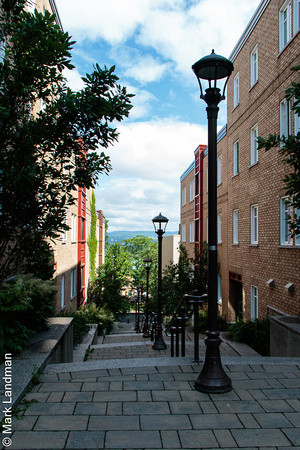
166,292,208,362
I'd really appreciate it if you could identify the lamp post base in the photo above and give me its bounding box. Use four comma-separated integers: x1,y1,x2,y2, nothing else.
195,331,232,393
152,326,167,350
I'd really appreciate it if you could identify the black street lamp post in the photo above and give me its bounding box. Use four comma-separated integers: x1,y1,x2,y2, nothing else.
135,285,142,333
152,213,168,350
142,257,152,338
192,50,233,393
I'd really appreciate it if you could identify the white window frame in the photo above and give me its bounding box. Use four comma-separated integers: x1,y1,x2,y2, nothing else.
250,285,258,320
182,186,186,207
61,275,65,309
189,221,194,243
233,209,239,244
280,197,292,245
233,73,239,108
294,111,299,135
217,155,222,185
181,223,186,243
190,180,195,202
233,140,239,176
251,124,258,165
218,214,222,244
280,99,292,138
251,205,258,244
71,213,77,243
294,0,300,33
279,1,292,51
71,268,77,298
250,45,258,87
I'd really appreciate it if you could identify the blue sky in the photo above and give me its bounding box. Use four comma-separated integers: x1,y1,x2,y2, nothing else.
55,0,261,233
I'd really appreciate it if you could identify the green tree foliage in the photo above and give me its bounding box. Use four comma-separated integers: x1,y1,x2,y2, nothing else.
87,191,98,282
123,235,158,288
257,66,300,235
159,243,208,316
89,243,132,318
0,0,133,281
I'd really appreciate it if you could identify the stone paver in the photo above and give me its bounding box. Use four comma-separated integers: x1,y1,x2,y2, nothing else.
5,317,300,449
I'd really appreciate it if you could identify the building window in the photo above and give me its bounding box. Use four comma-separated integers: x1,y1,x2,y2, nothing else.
233,73,239,108
71,268,77,298
280,99,292,138
81,217,85,241
189,221,194,243
217,155,222,185
61,275,65,309
217,273,222,305
190,180,195,202
250,45,258,87
280,197,292,244
279,1,292,51
251,205,258,244
218,214,222,243
71,213,77,242
233,140,239,176
0,34,6,61
250,124,258,165
195,173,199,196
250,285,258,320
295,112,299,134
181,223,186,242
27,0,36,13
182,186,186,207
195,219,200,242
233,209,239,244
294,0,300,33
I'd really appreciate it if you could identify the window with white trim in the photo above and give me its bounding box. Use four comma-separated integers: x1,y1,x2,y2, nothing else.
250,45,258,87
233,140,239,176
250,285,258,320
71,213,77,243
233,73,239,108
182,186,186,207
217,155,222,185
233,209,239,244
61,275,65,309
218,214,222,243
294,0,300,33
251,205,258,244
280,197,292,244
189,221,194,243
181,223,186,242
190,180,195,202
295,111,299,135
279,1,292,51
71,268,77,298
280,99,292,138
251,124,258,165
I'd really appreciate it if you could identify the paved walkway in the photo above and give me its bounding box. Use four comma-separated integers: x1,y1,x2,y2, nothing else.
5,316,300,450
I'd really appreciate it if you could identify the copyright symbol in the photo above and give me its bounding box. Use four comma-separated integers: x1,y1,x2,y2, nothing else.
2,437,12,447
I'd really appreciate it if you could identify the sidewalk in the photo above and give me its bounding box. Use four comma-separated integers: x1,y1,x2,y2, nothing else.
6,316,300,450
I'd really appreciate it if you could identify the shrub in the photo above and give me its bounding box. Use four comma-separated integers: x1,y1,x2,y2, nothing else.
0,274,56,361
197,308,229,334
228,318,270,356
58,303,114,345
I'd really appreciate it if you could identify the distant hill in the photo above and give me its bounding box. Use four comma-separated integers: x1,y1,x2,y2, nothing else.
107,230,178,244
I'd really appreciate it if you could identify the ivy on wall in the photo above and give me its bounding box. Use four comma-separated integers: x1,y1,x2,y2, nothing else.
87,191,98,282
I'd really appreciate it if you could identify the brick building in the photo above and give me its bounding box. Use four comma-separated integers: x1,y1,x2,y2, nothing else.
27,0,105,312
181,0,300,321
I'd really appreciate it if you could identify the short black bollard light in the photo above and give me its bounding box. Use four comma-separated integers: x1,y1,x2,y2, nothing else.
192,50,233,393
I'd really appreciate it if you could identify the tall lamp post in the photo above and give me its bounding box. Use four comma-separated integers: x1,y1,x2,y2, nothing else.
135,285,142,333
142,257,152,338
192,50,233,393
152,213,168,350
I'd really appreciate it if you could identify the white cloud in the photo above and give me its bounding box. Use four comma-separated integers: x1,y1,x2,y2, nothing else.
63,67,84,91
124,55,172,84
95,119,207,232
